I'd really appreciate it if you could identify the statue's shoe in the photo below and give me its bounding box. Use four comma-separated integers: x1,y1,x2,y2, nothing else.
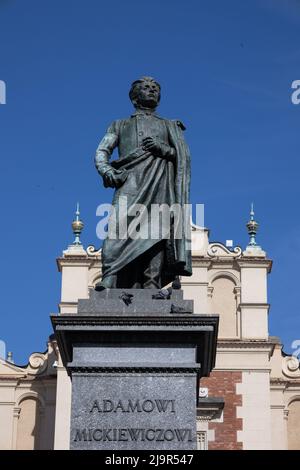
94,275,116,291
94,282,106,291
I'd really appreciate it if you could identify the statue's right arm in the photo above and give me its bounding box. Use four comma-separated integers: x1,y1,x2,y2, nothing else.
94,122,119,179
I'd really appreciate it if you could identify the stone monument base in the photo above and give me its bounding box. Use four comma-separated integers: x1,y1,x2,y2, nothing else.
52,288,218,450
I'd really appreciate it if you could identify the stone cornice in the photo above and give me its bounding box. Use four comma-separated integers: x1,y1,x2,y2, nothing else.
69,366,200,374
59,302,78,307
52,314,218,378
238,303,270,311
0,376,25,382
270,378,289,386
270,378,300,387
216,338,275,356
236,258,273,272
51,315,218,328
270,379,288,387
285,380,300,386
180,281,209,287
186,257,211,267
217,338,274,347
56,249,273,272
208,259,240,268
56,257,92,271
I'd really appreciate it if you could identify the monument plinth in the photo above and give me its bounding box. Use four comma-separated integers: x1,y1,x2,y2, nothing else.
52,289,218,450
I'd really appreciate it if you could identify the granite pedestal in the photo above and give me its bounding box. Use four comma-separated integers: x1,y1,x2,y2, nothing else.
52,288,218,450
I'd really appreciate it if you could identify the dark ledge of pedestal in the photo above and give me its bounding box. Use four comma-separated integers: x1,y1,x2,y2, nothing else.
51,288,219,379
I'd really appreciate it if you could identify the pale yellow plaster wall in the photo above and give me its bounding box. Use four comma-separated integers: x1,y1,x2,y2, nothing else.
270,385,288,450
240,268,267,303
240,306,269,339
215,346,272,370
54,361,71,450
181,265,209,313
0,401,15,449
237,371,272,450
60,265,89,304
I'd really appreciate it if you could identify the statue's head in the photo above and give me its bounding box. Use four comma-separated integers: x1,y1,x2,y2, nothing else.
129,76,161,109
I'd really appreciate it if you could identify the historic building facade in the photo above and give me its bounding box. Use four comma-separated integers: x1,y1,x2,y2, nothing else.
0,214,299,450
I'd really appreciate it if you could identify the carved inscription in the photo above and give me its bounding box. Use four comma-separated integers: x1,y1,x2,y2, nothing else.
74,428,193,442
89,399,175,413
73,398,193,443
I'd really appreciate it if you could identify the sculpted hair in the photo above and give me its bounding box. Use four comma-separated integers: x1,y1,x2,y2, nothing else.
129,76,161,104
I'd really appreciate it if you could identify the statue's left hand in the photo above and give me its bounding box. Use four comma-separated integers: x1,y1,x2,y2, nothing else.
142,137,175,160
103,168,128,189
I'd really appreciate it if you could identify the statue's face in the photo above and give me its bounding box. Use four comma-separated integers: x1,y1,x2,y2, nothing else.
135,81,160,108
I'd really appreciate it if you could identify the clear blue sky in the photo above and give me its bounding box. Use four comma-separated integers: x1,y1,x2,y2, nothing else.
0,0,299,364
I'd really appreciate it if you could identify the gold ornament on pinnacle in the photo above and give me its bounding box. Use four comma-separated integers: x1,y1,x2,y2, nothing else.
72,203,83,245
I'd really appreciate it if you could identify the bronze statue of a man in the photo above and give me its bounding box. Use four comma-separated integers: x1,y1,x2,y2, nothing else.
94,77,192,289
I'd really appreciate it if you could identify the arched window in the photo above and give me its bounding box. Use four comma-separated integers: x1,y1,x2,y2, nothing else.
288,399,300,450
211,276,237,338
16,397,41,450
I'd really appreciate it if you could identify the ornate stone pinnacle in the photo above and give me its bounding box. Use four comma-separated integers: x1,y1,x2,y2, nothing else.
246,202,259,247
6,351,14,364
72,202,84,245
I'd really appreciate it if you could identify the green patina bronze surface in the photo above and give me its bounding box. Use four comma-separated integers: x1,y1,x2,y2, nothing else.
94,77,192,289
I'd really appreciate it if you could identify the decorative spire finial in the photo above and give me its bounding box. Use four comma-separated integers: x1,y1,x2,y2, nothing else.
246,202,259,247
72,202,84,245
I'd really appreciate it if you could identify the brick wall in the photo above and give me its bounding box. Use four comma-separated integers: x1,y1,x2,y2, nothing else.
201,371,243,450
